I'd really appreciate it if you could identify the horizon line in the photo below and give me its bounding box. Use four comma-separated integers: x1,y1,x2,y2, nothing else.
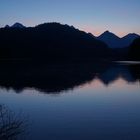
1,22,139,38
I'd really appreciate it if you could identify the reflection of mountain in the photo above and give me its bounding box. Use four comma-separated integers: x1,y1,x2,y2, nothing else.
129,64,140,81
0,61,139,93
98,65,136,85
0,61,107,93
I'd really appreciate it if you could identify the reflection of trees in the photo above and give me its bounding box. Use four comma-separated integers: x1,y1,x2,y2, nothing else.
0,105,26,140
129,65,140,81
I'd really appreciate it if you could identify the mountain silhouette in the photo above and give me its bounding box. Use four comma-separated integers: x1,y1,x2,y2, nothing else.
0,22,139,61
4,25,10,28
0,22,110,61
11,22,26,28
121,33,140,47
4,22,26,28
98,31,121,48
98,31,139,48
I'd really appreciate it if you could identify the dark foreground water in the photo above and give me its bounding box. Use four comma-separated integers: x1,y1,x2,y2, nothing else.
0,61,140,140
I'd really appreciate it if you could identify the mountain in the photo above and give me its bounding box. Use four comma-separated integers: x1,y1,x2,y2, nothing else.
3,22,26,29
98,31,121,48
128,37,140,60
98,31,139,48
121,33,140,47
4,25,10,28
0,22,110,61
11,22,26,28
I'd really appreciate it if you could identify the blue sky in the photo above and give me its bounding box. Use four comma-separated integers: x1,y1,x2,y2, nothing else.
0,0,140,36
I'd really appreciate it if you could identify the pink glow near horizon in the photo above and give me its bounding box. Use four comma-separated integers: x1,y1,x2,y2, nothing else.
79,26,139,38
82,77,140,90
1,21,139,38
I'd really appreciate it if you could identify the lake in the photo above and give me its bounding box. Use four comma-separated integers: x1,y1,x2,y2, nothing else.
0,61,140,140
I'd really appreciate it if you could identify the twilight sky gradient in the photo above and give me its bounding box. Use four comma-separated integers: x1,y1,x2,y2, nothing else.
0,0,140,37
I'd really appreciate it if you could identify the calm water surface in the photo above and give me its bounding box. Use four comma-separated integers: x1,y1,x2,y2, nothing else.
0,62,140,140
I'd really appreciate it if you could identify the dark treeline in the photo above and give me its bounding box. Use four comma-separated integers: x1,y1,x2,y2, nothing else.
128,37,140,60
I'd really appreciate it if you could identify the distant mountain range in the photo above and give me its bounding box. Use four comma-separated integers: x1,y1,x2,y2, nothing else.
5,22,26,28
0,22,140,60
3,22,139,48
98,31,139,48
0,22,110,61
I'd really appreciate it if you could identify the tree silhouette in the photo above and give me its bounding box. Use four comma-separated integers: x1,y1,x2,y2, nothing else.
0,105,26,140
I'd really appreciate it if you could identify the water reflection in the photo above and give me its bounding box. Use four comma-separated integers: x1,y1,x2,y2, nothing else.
0,61,139,94
0,62,140,140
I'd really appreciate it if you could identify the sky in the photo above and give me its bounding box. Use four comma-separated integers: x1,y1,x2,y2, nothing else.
0,0,140,37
